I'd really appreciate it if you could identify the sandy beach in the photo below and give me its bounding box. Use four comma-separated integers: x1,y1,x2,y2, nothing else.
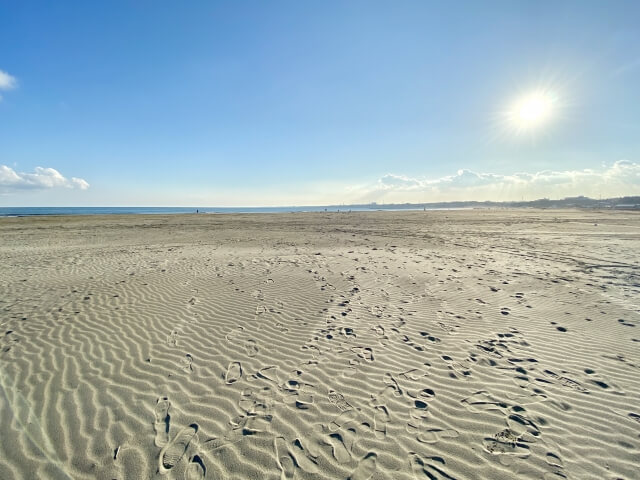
0,209,638,480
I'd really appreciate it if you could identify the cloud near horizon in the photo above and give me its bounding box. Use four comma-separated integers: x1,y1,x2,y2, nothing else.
350,160,640,203
0,165,89,192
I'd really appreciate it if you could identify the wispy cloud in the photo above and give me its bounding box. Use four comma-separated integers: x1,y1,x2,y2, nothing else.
0,69,17,90
0,165,90,192
0,69,17,101
348,160,640,203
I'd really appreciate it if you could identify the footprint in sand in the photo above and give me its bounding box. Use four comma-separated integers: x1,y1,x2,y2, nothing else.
483,429,531,457
251,289,264,300
328,390,353,412
410,453,453,480
154,396,171,447
158,423,199,475
400,368,428,382
326,431,352,464
419,331,441,344
274,437,302,480
348,452,377,480
225,326,244,342
416,388,436,401
328,409,362,436
251,365,279,384
244,339,259,357
184,455,206,480
274,321,289,333
166,330,179,347
201,437,240,454
461,391,508,413
506,413,540,441
441,355,471,379
372,325,389,346
373,405,390,439
225,362,243,384
545,452,563,469
310,422,354,465
352,346,374,362
278,437,320,474
409,399,430,423
295,392,314,410
181,354,193,373
542,369,588,393
275,451,295,480
239,386,275,412
436,319,459,334
236,387,275,433
417,428,459,444
376,373,403,399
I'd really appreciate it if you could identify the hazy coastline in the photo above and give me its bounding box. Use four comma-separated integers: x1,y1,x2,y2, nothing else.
2,195,640,218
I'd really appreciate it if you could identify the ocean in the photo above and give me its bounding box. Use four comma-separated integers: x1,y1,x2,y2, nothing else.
0,206,428,217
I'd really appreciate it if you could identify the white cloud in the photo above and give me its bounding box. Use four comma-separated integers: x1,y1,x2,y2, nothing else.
0,69,17,90
0,165,90,192
351,160,640,203
379,174,422,189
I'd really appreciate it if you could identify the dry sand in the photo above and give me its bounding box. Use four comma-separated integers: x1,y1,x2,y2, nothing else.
0,209,638,480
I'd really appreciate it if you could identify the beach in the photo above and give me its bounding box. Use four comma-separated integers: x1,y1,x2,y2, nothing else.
0,209,638,480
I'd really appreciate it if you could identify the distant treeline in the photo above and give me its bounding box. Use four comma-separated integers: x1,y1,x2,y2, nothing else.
339,196,640,211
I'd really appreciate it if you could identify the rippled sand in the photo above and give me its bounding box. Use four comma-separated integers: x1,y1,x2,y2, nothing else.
1,210,638,480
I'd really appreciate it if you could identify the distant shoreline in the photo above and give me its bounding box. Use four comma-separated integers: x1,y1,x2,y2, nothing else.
0,207,638,217
1,196,639,217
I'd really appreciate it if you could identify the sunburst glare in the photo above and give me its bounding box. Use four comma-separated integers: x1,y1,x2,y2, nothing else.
510,91,554,129
489,85,564,143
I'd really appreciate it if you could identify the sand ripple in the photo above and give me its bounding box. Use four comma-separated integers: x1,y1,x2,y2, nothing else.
0,210,638,479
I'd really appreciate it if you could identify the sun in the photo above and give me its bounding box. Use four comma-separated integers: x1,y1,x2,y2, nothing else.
489,80,566,142
507,90,555,131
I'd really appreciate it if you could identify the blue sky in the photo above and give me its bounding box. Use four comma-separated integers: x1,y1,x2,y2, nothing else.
1,1,639,206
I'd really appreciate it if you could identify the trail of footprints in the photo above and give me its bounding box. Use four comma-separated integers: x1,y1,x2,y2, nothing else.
152,396,203,478
148,248,632,479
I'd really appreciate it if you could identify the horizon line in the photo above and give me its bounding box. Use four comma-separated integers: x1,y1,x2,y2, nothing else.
1,194,639,210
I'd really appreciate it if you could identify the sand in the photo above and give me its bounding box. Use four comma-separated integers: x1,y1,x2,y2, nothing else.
0,209,638,480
